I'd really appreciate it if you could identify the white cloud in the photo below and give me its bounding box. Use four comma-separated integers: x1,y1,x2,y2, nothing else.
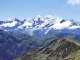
67,0,80,6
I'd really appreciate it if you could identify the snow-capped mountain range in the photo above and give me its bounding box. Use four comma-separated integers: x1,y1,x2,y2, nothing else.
0,15,80,35
0,15,80,60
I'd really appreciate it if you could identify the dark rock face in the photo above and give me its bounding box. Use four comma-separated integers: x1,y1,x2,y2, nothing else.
15,38,80,60
60,19,65,23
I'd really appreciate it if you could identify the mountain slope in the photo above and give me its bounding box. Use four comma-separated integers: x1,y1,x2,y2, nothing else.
0,16,80,60
15,37,80,60
0,30,42,60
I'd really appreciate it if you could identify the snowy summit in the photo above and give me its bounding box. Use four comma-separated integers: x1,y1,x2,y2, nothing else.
0,15,80,34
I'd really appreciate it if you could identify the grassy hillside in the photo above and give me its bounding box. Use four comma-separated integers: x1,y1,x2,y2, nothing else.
15,37,80,60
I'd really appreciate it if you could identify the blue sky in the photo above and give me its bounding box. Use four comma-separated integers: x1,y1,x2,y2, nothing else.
0,0,80,20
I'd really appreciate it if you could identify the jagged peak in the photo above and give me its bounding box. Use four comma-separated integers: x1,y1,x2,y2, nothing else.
0,15,80,34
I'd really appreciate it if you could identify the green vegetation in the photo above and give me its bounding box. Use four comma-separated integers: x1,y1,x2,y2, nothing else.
66,36,80,46
15,37,80,60
64,50,80,60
